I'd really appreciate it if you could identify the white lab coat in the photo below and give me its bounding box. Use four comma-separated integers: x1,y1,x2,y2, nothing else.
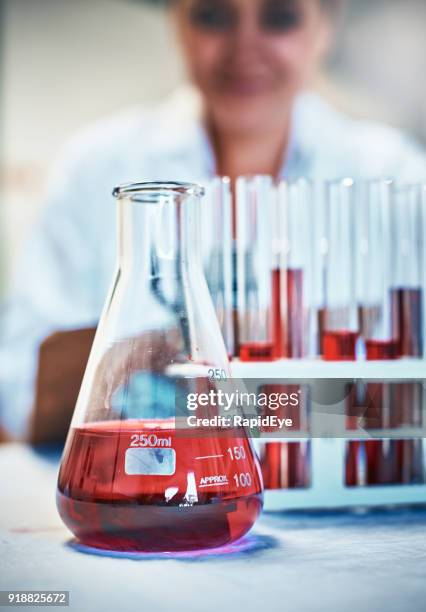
1,87,425,437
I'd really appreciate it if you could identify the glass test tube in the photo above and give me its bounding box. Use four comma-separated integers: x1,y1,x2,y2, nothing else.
391,185,423,357
275,179,315,358
347,181,396,485
236,176,277,361
258,180,312,490
357,180,398,358
391,185,425,484
259,383,311,490
422,185,426,359
322,179,359,361
346,182,425,486
312,181,328,357
201,177,235,358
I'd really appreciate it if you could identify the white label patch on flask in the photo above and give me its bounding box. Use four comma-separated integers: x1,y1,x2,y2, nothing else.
125,447,176,476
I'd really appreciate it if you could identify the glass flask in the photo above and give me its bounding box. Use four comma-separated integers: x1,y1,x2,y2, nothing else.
56,182,263,553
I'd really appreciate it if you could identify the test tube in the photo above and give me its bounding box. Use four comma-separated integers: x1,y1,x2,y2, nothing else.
421,184,426,359
275,179,315,358
391,185,423,357
390,185,425,484
312,182,328,357
258,180,312,490
236,176,277,361
201,177,235,358
358,181,399,484
357,180,398,358
346,181,425,486
259,384,311,490
322,179,359,361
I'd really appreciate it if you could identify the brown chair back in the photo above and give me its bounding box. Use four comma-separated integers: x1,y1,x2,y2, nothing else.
29,327,96,444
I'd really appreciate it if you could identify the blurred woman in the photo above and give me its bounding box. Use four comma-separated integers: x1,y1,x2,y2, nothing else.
0,0,425,439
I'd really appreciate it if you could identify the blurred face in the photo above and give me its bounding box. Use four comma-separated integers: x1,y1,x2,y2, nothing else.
173,0,333,135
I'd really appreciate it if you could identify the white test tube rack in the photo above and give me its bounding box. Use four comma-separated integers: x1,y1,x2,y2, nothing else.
231,359,426,510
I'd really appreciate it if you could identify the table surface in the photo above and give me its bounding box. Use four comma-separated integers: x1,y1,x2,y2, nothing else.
1,443,425,612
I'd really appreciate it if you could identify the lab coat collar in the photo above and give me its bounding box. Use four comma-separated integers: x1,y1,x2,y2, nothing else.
283,90,334,179
146,86,215,179
147,85,328,180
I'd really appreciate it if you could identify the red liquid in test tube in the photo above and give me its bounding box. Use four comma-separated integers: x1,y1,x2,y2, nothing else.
260,442,310,489
258,384,310,490
345,352,423,486
391,288,423,357
239,342,275,362
260,181,312,490
322,330,358,361
271,268,283,358
322,180,358,362
271,268,304,359
365,339,399,360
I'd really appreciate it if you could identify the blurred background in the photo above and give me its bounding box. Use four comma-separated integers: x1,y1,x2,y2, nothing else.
1,0,426,290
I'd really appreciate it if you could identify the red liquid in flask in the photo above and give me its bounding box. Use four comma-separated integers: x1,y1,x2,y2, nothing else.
322,330,358,361
57,420,263,552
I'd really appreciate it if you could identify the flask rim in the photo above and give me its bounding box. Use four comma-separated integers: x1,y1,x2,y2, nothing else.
113,181,205,201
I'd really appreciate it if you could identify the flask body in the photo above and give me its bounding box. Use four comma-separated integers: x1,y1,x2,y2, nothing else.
56,182,263,552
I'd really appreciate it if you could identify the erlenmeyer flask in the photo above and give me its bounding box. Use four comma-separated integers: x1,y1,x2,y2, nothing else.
56,182,263,553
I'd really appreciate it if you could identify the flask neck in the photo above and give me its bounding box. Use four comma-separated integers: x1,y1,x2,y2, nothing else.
117,195,202,278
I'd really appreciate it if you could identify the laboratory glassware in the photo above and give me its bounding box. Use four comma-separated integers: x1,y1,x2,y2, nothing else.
347,181,396,485
388,184,425,484
391,185,423,357
236,176,278,361
322,179,359,360
276,179,315,358
258,180,312,488
201,177,235,358
346,181,424,486
311,181,329,357
258,383,311,490
357,180,398,358
422,184,426,359
57,182,263,553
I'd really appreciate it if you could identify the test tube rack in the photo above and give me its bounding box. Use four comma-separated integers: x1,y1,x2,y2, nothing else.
231,359,426,510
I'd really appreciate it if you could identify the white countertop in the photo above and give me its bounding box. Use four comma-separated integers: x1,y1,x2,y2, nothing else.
0,444,425,612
